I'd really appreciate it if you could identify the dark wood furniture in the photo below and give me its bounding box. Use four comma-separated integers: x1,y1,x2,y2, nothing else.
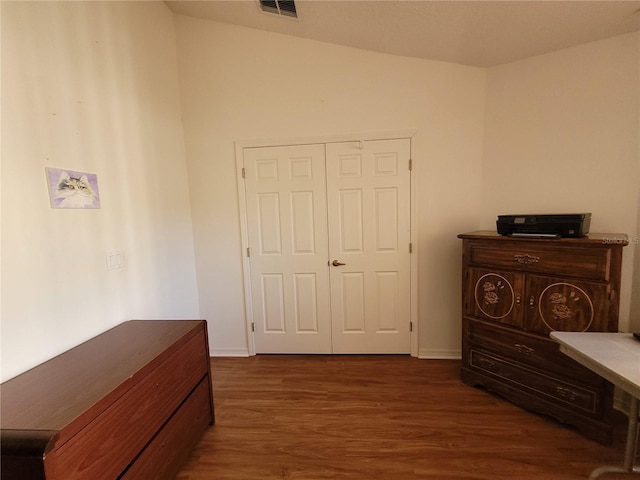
458,231,627,445
1,319,214,480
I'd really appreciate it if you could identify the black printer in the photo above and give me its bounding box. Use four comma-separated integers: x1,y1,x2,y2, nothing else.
496,213,591,238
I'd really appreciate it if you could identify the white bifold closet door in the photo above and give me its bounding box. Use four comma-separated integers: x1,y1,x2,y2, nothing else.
243,139,411,354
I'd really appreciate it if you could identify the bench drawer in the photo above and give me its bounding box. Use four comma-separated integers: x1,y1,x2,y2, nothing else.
53,331,208,479
121,378,212,480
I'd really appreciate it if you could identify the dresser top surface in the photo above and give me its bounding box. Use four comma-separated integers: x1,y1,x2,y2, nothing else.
0,320,204,434
458,230,628,246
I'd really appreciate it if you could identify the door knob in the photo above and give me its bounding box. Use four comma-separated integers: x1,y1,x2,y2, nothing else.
332,260,346,266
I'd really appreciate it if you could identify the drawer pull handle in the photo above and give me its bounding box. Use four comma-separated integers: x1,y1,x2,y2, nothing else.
514,343,534,355
515,294,521,305
529,296,536,307
514,254,540,264
556,386,578,401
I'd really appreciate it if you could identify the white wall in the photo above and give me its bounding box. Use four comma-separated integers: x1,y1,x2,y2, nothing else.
3,7,636,378
1,1,200,381
174,17,487,357
628,175,640,331
482,32,640,332
632,192,640,330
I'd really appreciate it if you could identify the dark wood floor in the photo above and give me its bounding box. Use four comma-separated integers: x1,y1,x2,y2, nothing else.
177,356,635,480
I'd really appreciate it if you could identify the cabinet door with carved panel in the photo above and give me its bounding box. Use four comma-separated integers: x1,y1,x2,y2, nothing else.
524,276,613,334
464,268,524,328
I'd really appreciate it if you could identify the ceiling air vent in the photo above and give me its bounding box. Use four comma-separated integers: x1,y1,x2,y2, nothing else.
259,0,297,18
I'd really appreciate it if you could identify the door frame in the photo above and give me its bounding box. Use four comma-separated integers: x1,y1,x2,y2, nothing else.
235,130,419,357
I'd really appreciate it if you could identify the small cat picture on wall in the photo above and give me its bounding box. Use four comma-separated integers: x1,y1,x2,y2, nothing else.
46,167,100,209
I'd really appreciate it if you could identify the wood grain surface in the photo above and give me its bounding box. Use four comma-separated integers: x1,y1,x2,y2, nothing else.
1,320,213,480
178,355,635,480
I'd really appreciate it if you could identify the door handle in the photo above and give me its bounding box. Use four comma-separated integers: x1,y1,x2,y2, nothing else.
332,260,346,266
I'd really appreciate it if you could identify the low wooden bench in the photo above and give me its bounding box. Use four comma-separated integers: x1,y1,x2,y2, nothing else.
1,320,214,479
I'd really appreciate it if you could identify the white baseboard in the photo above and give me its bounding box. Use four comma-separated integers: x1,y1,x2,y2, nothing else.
209,348,461,359
418,348,462,360
209,348,250,357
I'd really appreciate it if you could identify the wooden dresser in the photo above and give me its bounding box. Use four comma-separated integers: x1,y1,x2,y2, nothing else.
458,231,627,445
1,320,214,480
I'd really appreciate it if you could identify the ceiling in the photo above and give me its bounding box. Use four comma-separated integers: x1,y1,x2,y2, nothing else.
165,0,640,67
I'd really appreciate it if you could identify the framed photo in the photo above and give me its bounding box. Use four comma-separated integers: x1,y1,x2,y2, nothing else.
46,167,101,209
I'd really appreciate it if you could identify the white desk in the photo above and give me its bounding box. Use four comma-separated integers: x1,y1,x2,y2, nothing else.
550,332,640,479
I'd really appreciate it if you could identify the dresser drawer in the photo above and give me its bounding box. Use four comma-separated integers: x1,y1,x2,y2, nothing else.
468,349,600,415
53,331,208,479
464,318,603,386
467,242,610,280
121,377,212,480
